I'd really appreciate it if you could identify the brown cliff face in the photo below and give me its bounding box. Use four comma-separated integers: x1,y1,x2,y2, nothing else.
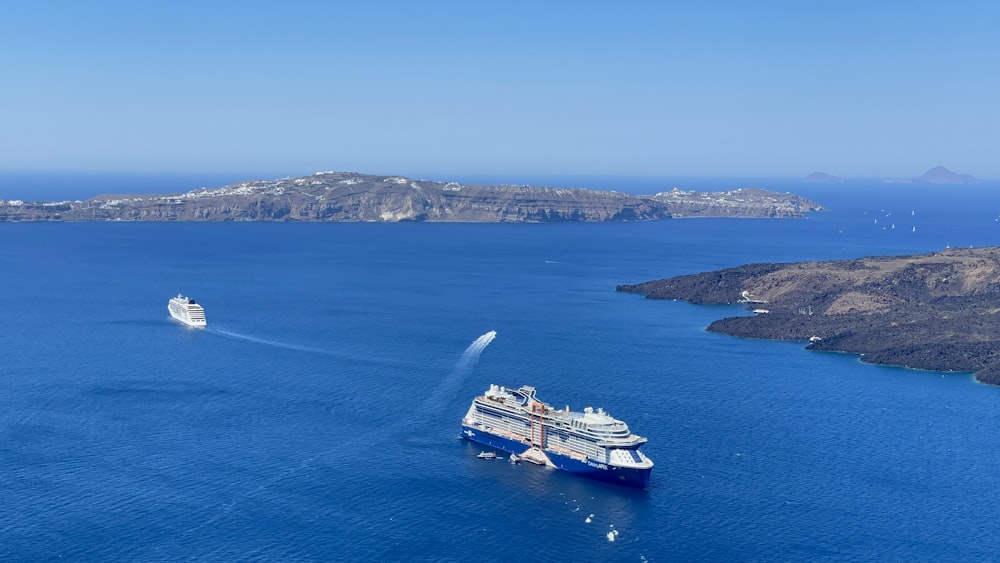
617,247,1000,385
0,171,823,222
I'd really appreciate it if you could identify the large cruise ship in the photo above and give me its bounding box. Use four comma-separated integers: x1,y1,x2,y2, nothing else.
168,294,207,327
461,385,653,488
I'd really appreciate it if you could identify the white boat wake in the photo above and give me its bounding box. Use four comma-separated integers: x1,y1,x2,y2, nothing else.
456,330,497,371
206,326,416,368
209,327,332,355
417,330,497,417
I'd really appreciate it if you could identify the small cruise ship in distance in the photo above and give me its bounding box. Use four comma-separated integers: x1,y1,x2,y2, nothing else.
462,385,653,488
168,294,207,327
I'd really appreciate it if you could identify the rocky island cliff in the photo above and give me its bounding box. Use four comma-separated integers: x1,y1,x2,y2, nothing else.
618,247,1000,385
0,171,823,222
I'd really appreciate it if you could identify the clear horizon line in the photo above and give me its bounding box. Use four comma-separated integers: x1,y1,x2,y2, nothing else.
0,168,995,182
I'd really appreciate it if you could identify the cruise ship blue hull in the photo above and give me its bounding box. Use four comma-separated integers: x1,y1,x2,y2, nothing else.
461,425,651,489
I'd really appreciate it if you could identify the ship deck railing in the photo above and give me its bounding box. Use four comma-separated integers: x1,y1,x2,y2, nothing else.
477,422,594,463
545,444,589,462
481,426,531,446
497,428,589,462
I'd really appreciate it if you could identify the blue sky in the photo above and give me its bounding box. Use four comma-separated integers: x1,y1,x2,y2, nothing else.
1,1,997,179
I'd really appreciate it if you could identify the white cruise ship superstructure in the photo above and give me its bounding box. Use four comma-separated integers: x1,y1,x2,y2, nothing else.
168,294,207,327
462,385,653,488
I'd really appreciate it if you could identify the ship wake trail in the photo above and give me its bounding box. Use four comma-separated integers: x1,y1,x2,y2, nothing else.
209,327,331,355
418,330,497,418
457,330,497,372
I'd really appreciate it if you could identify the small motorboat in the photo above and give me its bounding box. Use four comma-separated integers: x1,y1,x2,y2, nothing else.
477,451,497,459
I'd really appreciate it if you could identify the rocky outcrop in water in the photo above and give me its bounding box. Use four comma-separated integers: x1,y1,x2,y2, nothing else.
885,166,979,185
805,171,844,183
913,166,979,184
0,171,823,222
617,247,1000,385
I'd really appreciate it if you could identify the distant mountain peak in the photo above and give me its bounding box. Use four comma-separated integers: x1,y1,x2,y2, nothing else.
805,171,844,183
912,166,979,185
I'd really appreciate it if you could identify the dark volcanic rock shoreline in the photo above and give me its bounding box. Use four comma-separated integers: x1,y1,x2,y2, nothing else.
617,247,1000,385
0,171,823,222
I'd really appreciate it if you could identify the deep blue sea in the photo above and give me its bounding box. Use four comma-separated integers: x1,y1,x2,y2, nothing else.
4,174,1000,561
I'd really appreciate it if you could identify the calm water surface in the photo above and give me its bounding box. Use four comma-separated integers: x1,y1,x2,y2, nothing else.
2,178,1000,561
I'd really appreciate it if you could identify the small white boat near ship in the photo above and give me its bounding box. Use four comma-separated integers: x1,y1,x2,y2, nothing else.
477,451,497,459
168,294,207,327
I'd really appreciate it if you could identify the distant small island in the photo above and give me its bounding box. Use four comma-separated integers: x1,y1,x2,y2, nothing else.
0,171,824,222
618,247,1000,385
804,171,844,183
886,166,979,185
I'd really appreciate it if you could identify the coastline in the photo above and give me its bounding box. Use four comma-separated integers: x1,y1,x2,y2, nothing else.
619,246,1000,386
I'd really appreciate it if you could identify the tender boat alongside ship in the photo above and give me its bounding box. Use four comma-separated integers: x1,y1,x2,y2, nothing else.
462,385,653,488
168,294,207,327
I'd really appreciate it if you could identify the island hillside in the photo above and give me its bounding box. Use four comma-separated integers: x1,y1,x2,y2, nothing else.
805,171,844,183
914,166,979,184
617,247,1000,385
0,171,823,222
886,166,979,185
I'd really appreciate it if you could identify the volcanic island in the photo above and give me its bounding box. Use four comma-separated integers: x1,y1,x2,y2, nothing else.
618,247,1000,385
0,171,822,222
